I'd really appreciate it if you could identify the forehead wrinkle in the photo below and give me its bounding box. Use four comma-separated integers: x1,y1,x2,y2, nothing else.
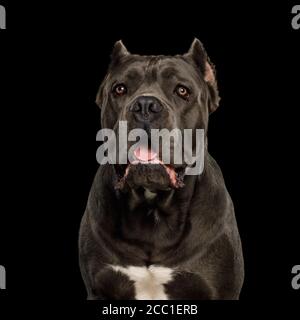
160,66,180,79
159,66,194,87
144,56,160,83
159,58,195,79
124,68,143,81
120,59,147,74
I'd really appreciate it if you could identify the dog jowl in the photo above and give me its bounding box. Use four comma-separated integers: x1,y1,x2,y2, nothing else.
79,39,244,300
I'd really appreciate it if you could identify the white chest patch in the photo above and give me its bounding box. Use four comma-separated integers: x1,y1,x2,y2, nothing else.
110,265,174,300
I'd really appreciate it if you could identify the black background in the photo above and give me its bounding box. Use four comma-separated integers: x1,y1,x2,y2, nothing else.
0,0,299,313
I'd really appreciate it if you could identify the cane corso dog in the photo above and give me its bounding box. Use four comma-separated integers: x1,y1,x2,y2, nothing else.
79,39,244,300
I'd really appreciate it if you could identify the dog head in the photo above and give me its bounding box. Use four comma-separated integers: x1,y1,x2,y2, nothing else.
96,39,220,191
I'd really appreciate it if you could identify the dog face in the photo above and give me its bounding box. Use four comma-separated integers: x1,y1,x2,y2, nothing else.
96,39,220,191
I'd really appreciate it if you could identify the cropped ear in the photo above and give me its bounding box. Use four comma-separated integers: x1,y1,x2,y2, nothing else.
95,41,129,109
185,38,220,113
110,40,130,66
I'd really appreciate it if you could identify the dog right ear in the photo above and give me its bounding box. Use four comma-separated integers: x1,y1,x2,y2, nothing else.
96,41,129,108
110,40,130,66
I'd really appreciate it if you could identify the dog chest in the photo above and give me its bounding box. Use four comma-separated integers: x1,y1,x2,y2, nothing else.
110,264,174,300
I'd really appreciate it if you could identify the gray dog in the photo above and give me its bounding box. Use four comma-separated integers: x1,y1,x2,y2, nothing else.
79,39,244,300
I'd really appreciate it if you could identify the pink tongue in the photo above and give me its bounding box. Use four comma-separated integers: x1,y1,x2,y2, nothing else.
134,146,157,161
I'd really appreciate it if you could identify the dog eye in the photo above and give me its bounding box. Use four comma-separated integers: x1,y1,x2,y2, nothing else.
113,84,127,96
175,85,190,100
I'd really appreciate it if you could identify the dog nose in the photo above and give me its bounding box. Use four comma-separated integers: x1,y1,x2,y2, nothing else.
130,96,163,121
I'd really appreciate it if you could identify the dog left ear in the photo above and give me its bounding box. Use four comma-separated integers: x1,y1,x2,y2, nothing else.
185,38,220,113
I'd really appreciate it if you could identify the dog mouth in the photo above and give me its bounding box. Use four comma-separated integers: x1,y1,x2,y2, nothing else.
114,146,186,191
